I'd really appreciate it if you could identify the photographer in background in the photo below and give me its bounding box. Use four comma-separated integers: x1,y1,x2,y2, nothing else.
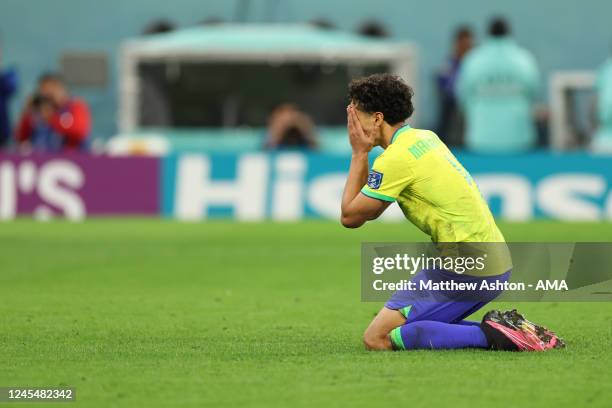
0,39,18,148
264,104,319,150
15,72,90,152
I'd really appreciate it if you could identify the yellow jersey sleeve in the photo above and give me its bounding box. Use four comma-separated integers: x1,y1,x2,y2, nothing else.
361,148,413,202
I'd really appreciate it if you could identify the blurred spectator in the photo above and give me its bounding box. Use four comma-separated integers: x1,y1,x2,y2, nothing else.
357,20,389,38
0,41,18,148
592,56,612,152
15,72,91,152
457,17,539,152
142,19,176,35
435,25,474,146
264,104,318,150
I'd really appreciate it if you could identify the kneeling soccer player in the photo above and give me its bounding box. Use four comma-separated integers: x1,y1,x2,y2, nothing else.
340,74,564,352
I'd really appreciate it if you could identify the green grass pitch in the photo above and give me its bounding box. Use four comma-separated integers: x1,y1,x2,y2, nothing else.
1,220,611,407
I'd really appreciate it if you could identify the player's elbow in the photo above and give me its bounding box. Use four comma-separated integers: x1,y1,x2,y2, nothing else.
340,214,365,229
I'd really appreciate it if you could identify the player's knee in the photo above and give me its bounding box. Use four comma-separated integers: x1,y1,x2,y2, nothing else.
363,329,391,351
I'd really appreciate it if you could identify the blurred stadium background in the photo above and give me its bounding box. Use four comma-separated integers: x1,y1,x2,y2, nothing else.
0,0,611,221
1,1,612,407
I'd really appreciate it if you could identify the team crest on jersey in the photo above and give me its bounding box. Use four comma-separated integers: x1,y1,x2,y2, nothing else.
367,170,383,189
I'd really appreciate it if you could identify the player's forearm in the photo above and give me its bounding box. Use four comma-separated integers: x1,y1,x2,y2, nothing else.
341,152,369,217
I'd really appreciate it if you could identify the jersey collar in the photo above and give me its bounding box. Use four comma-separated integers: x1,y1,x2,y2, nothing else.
390,124,411,144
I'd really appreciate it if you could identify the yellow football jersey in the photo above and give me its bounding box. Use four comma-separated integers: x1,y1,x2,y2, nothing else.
362,125,505,244
361,125,510,276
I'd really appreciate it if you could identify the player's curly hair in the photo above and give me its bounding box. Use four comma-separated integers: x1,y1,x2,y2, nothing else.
348,74,414,125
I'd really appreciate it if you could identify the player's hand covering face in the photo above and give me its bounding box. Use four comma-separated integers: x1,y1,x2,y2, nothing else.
347,105,374,153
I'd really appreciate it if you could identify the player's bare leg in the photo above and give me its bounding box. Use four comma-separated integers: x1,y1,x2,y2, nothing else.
363,307,406,351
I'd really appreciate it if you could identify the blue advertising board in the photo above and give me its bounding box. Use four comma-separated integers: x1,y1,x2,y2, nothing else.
161,152,612,221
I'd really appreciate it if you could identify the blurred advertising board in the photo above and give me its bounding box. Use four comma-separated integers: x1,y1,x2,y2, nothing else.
0,154,159,220
162,152,612,222
1,152,611,221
